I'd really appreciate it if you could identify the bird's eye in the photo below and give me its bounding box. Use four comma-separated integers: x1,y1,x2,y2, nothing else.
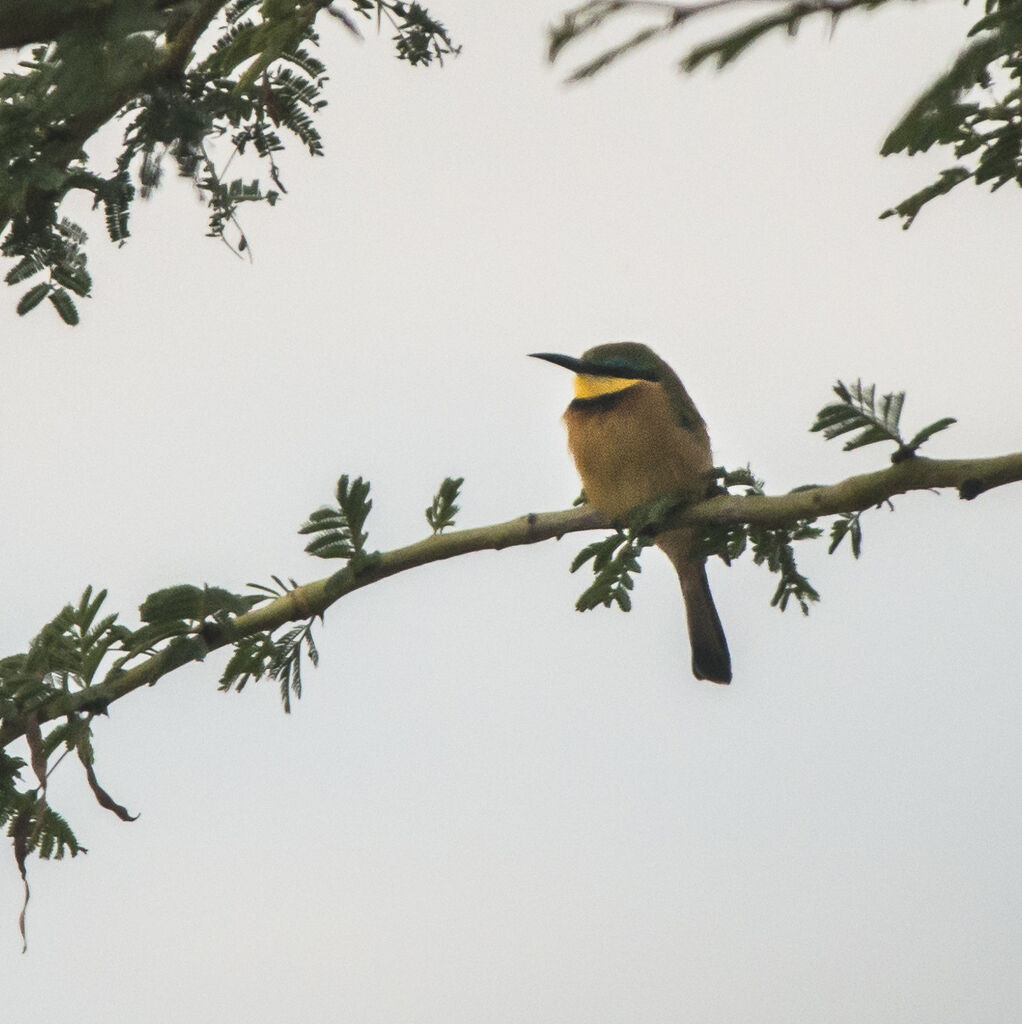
619,363,657,382
607,362,642,380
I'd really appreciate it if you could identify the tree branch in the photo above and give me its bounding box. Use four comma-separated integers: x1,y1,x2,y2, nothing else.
1,450,1019,749
0,0,111,50
550,0,895,80
161,0,231,71
0,0,202,50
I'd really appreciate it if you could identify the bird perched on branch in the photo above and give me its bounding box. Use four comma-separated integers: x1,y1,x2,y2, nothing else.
531,342,731,684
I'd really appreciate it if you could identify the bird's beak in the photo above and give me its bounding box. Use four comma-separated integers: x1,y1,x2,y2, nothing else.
530,351,636,377
528,352,589,374
529,351,653,381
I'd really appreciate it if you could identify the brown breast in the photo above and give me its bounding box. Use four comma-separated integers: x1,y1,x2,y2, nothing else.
563,381,713,521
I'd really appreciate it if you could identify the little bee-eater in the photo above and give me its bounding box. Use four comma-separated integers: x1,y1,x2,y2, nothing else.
531,342,732,684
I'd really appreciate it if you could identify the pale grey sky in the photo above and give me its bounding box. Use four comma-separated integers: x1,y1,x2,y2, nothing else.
4,2,1022,1021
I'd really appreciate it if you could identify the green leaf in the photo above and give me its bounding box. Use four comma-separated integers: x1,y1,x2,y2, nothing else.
16,282,51,316
50,264,92,297
139,584,258,624
565,24,668,81
569,539,606,573
828,512,863,558
881,34,1006,158
573,530,651,612
811,380,905,450
425,476,464,534
750,521,820,615
879,167,971,229
812,379,957,459
219,631,279,694
47,288,80,325
904,416,957,454
682,8,807,73
219,618,319,714
5,255,44,285
301,475,373,560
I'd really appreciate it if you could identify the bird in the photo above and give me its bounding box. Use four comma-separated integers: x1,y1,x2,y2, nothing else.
530,342,731,684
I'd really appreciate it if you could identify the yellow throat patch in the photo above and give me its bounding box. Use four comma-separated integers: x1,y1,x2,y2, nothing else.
573,373,641,400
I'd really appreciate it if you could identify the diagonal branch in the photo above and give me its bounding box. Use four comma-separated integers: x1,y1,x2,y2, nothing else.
161,0,232,72
1,450,1020,749
0,0,114,50
550,0,896,79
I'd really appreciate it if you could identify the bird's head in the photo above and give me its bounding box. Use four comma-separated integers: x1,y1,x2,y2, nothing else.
528,339,688,395
529,342,676,400
530,342,703,431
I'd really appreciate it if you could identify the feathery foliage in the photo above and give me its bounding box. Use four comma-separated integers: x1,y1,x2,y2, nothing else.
0,580,262,943
828,510,864,557
750,520,823,614
350,0,459,66
571,529,653,612
224,473,387,708
426,476,464,534
0,585,152,946
548,0,1022,226
550,0,886,79
300,474,374,564
0,1,458,323
219,577,320,714
811,379,957,462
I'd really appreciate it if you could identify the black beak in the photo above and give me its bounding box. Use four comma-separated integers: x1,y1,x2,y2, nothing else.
530,352,629,377
529,352,654,381
528,351,589,374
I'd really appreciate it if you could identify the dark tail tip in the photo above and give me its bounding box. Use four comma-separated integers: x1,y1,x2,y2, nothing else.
692,644,732,685
680,564,732,684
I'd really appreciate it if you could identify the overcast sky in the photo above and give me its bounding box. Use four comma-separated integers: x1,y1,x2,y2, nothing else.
4,2,1022,1020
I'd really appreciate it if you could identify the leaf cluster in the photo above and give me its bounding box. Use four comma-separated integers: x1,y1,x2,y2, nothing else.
701,468,823,615
351,0,460,66
4,214,93,325
0,579,268,939
549,0,888,81
426,476,463,534
224,472,464,708
571,529,654,612
300,474,375,563
811,379,956,462
0,586,132,715
219,578,319,713
880,0,1022,226
548,0,1022,226
0,0,457,322
112,1,333,259
0,586,147,946
129,583,262,652
223,469,460,707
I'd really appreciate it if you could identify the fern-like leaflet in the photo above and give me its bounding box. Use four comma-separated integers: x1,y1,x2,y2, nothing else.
811,379,956,461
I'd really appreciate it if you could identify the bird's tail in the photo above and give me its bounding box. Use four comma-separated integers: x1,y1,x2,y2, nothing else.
677,562,732,684
657,528,732,684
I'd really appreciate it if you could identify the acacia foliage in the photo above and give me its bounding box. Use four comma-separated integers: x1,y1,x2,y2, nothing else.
0,0,457,324
550,0,1022,227
3,0,1019,326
